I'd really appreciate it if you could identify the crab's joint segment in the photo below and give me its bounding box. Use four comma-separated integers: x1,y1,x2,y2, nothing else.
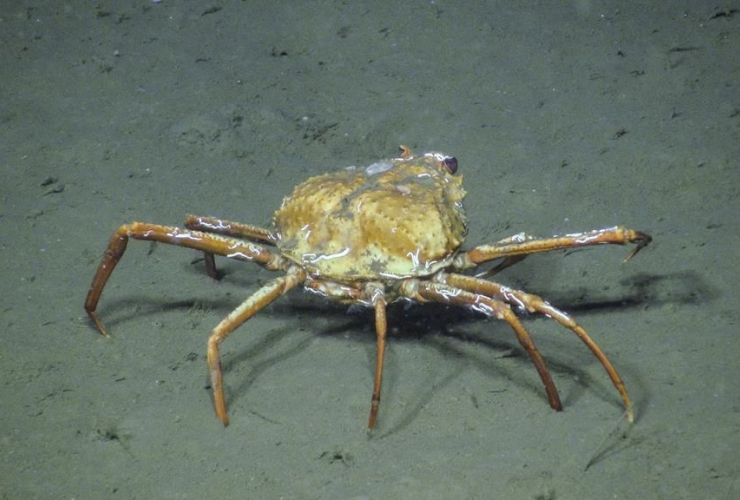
207,267,306,426
84,222,288,337
84,232,129,338
367,283,387,430
460,226,652,269
185,215,279,245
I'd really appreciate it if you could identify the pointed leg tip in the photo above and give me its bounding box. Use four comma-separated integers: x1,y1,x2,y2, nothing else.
624,230,652,262
367,406,380,432
87,311,111,338
215,408,230,427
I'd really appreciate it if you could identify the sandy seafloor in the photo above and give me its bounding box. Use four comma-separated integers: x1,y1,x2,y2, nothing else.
1,1,739,498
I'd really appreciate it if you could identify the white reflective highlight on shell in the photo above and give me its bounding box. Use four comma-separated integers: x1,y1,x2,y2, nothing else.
302,247,351,264
227,251,253,260
568,226,619,244
437,286,461,301
174,232,201,241
226,243,264,261
471,300,494,316
407,249,421,268
499,285,526,311
365,161,394,175
425,152,450,162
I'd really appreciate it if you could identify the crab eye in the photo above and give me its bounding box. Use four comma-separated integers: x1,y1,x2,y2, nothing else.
442,156,458,174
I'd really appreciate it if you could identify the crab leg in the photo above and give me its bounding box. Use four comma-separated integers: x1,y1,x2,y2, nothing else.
454,226,651,270
439,272,634,422
301,279,389,429
84,222,285,337
403,281,563,413
183,216,279,279
302,278,389,429
366,283,388,430
184,215,278,245
208,266,306,426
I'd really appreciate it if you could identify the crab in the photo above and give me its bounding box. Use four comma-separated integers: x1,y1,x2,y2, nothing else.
85,145,651,429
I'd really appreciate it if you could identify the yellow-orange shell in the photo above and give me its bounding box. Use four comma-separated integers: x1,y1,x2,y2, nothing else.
273,151,467,280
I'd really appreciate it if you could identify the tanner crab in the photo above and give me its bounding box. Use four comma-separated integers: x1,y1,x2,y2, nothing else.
85,145,650,429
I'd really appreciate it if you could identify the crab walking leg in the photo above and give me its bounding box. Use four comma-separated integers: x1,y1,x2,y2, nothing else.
440,272,634,422
407,281,563,412
84,222,285,337
454,226,651,270
184,215,278,245
184,215,279,279
366,284,388,430
208,266,306,426
297,278,387,428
